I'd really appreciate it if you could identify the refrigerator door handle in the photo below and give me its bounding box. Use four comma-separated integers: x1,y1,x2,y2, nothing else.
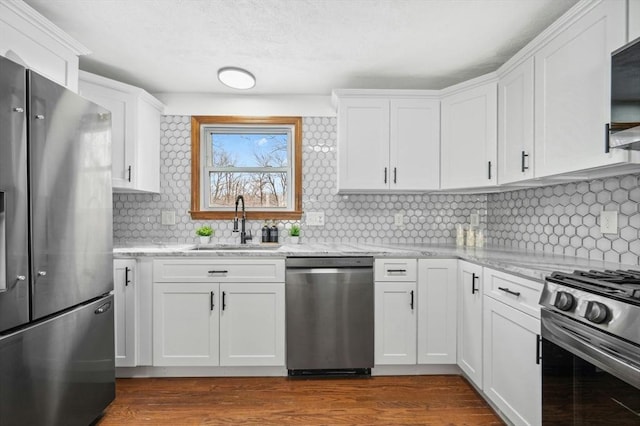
94,300,112,314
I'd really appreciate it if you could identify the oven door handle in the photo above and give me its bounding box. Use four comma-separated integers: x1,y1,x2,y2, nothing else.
541,309,640,389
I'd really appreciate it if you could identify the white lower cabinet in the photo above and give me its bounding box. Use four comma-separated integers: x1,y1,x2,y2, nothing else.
152,258,285,368
219,283,285,366
457,261,484,388
153,282,219,366
374,258,458,367
483,296,541,426
417,259,457,364
114,259,137,367
483,267,542,426
374,281,417,365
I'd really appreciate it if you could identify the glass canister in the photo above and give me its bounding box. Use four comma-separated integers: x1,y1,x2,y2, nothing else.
475,228,485,248
466,227,475,248
456,224,465,247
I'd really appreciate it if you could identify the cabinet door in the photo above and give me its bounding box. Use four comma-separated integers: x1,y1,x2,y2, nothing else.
417,259,457,364
77,80,134,190
441,81,497,189
153,283,219,366
498,57,535,184
631,0,640,42
337,98,390,191
483,296,541,426
374,282,417,365
114,259,137,367
534,0,628,177
133,96,161,193
219,283,285,366
390,99,440,190
0,2,81,91
457,261,483,387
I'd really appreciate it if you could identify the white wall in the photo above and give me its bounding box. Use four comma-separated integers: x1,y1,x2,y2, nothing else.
154,93,335,117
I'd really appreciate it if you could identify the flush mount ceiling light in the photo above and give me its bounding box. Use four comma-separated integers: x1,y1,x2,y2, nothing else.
217,67,256,90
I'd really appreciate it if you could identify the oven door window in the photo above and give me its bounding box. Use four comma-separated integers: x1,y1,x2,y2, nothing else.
543,337,640,424
541,308,640,426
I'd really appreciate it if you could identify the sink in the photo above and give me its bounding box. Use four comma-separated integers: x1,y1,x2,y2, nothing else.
189,244,281,251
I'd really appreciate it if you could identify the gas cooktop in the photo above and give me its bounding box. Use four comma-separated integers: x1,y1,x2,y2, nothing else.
541,269,640,346
547,269,640,304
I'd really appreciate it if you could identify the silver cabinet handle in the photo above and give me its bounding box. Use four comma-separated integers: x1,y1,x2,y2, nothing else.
16,275,26,281
13,107,24,113
35,115,45,120
37,271,47,276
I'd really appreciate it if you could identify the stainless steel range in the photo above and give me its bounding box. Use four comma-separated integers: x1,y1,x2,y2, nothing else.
539,269,640,424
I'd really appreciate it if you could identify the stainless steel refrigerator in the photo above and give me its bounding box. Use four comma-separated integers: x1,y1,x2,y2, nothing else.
0,55,115,425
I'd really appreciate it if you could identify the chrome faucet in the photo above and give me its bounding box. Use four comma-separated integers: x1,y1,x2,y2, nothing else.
233,195,252,244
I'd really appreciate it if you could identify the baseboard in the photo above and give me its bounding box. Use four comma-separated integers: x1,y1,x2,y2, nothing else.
372,364,461,376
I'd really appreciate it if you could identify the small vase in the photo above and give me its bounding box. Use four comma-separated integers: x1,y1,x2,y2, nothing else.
290,236,299,244
199,236,211,244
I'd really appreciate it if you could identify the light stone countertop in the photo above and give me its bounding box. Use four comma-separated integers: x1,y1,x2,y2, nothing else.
113,241,636,283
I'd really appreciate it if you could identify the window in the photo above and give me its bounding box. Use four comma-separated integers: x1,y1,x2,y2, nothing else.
190,116,302,220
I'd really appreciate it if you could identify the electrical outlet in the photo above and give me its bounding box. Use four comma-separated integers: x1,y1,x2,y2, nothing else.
600,210,618,234
306,211,325,227
161,210,175,226
394,213,404,227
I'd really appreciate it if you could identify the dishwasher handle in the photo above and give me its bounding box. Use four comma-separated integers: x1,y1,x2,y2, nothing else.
287,267,371,275
286,257,374,270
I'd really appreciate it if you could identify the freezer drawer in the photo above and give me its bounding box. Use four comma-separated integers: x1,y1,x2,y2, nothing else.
0,295,115,426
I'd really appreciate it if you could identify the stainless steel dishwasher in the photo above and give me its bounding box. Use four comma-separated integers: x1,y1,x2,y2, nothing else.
285,257,374,376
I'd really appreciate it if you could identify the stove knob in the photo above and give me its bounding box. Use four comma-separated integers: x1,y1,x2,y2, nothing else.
585,301,609,324
553,291,575,311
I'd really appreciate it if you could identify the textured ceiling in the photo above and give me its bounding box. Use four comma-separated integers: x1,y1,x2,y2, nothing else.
24,0,579,95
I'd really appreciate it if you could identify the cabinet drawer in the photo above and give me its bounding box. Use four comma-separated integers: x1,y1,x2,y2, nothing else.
483,268,542,319
375,259,417,281
153,258,285,283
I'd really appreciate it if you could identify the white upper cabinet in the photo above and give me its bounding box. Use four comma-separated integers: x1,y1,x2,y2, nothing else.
389,99,441,191
498,57,535,185
79,71,164,193
337,97,390,192
630,0,640,42
441,78,498,190
335,91,440,193
0,1,88,91
534,0,631,178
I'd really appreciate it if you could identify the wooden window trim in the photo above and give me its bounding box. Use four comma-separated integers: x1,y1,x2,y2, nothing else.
190,116,303,220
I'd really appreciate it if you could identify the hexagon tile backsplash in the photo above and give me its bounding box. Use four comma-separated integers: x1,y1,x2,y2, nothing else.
487,175,640,265
113,115,640,265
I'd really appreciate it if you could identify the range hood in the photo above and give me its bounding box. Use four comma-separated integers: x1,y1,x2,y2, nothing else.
610,37,640,150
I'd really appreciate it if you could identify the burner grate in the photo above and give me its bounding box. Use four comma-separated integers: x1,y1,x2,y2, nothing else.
549,269,640,301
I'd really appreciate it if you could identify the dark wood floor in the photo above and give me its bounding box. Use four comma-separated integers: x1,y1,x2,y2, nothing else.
97,375,504,425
